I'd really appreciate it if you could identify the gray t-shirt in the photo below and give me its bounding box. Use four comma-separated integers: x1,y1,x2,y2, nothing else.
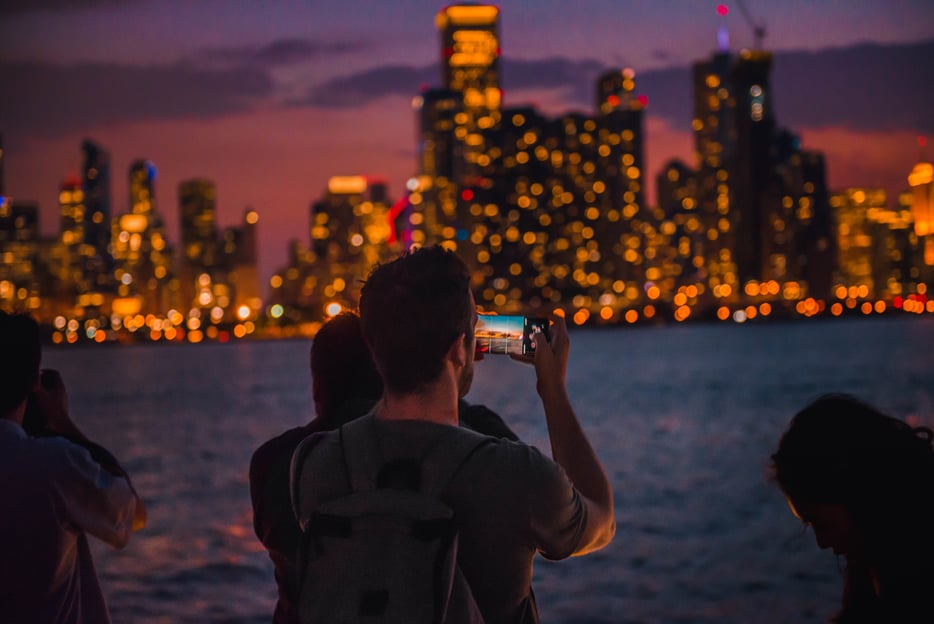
292,414,587,624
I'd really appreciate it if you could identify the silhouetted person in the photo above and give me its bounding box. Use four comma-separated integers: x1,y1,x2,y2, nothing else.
0,311,146,624
291,246,615,623
772,394,934,623
250,312,384,624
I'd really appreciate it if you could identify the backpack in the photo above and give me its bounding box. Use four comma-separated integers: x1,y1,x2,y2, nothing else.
291,414,490,624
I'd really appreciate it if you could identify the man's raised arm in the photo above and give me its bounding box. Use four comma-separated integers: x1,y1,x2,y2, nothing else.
532,316,615,555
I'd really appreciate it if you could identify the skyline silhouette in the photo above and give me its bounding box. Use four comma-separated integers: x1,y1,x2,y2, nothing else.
1,1,932,291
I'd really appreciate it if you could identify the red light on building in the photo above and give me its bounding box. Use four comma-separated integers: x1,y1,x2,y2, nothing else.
637,94,649,107
607,95,620,107
717,4,729,16
893,295,904,309
461,189,475,201
386,195,410,245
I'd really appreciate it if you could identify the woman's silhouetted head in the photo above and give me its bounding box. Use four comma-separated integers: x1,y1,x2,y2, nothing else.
772,393,934,559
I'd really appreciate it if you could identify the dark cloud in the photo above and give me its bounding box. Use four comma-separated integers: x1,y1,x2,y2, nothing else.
633,40,934,134
0,60,273,138
294,58,606,108
295,39,934,134
201,38,366,68
770,40,934,133
0,0,132,15
290,65,437,107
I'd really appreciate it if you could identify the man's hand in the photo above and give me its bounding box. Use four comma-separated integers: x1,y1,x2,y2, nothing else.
34,369,74,434
531,315,569,398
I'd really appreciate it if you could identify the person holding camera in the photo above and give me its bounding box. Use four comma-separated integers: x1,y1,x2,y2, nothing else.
0,311,146,624
290,246,615,623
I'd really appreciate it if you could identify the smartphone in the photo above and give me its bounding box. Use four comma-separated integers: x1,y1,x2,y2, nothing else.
475,314,549,356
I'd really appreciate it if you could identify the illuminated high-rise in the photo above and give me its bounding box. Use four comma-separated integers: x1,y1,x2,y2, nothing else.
80,140,113,288
112,160,175,314
691,51,738,297
656,159,703,286
908,146,934,270
0,200,41,312
412,87,463,246
729,50,776,285
54,174,93,305
436,4,501,182
221,207,262,320
831,188,886,296
267,177,400,320
178,178,219,309
179,178,218,270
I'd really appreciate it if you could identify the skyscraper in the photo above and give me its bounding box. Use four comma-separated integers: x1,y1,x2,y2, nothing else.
56,174,88,298
0,200,41,313
112,160,175,313
179,178,218,270
908,148,934,269
80,140,113,288
412,87,463,246
273,176,399,319
729,49,775,285
831,188,885,295
178,178,219,308
691,51,738,296
221,207,261,320
436,3,501,182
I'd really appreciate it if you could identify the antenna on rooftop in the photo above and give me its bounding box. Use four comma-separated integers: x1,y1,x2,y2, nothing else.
734,0,767,49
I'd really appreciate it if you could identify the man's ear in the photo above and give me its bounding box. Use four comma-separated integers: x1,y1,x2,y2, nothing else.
446,333,468,368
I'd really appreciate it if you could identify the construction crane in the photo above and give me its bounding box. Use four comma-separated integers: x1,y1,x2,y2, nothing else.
734,0,767,50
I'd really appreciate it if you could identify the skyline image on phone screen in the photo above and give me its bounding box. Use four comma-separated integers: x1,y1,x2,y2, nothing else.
475,314,549,356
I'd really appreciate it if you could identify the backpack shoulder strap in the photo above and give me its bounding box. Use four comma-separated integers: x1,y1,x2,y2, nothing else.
338,412,382,493
340,415,494,497
421,427,493,497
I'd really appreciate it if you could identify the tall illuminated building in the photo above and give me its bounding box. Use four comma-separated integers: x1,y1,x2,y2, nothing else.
57,174,86,291
908,146,934,271
220,207,261,320
656,159,703,287
412,87,463,245
691,50,738,296
729,49,776,286
179,178,218,270
471,70,647,319
178,178,219,308
80,140,113,289
290,176,400,318
436,3,501,183
831,188,886,296
111,160,175,314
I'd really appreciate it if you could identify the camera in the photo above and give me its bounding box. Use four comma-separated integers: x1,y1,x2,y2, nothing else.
475,314,550,356
22,370,55,437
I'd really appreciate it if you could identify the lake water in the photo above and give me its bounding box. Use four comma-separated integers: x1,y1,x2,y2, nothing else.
40,317,934,623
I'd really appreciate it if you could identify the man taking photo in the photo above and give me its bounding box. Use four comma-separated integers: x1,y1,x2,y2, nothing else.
0,311,146,624
291,246,614,623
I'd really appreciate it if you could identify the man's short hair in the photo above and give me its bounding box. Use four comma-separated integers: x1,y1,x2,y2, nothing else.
310,312,382,424
359,246,473,394
0,311,41,413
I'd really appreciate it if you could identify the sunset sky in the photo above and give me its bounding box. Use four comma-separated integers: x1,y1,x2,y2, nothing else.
2,0,932,288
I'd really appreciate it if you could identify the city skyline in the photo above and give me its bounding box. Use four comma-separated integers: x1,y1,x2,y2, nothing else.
2,1,932,288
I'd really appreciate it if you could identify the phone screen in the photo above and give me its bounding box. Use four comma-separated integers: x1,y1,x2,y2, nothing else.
475,314,549,356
